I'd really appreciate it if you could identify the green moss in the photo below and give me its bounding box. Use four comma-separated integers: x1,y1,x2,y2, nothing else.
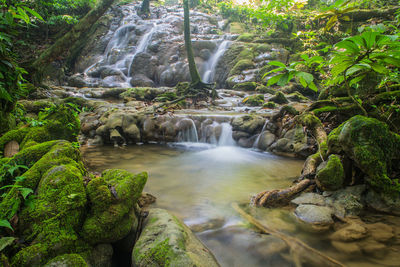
232,82,257,91
44,254,88,267
81,170,147,244
316,154,345,191
256,85,276,94
242,95,264,106
297,113,323,129
237,33,255,42
333,116,400,197
280,105,300,116
263,101,277,109
287,92,309,102
175,82,190,96
154,92,177,102
255,44,271,53
229,59,255,76
229,22,245,34
0,128,30,152
145,239,174,266
270,91,289,104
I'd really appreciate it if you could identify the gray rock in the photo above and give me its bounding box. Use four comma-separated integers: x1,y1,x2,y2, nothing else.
295,204,334,225
257,131,275,150
291,193,326,206
130,74,155,87
68,74,88,88
89,244,113,267
326,185,366,217
132,208,219,267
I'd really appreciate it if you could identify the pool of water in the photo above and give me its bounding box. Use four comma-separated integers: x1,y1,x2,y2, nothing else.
81,143,400,267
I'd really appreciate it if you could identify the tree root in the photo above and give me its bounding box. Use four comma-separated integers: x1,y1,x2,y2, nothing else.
232,202,345,267
252,179,312,207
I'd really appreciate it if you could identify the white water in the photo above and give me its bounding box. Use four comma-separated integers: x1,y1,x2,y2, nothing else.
218,123,235,146
177,119,199,143
202,40,231,83
253,119,269,149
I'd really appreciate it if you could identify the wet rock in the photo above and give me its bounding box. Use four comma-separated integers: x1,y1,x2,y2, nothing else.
291,193,325,206
88,244,113,267
232,115,265,134
330,223,368,242
365,189,400,216
331,241,362,255
44,254,88,267
138,192,157,208
124,124,141,143
132,208,219,267
359,239,387,258
316,154,345,191
130,74,155,87
366,223,394,243
189,218,225,233
295,204,334,230
68,74,88,88
257,131,275,150
325,185,366,217
233,81,257,91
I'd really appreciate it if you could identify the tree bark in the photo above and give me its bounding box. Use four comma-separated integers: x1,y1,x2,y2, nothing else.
140,0,150,17
31,0,116,80
252,179,312,207
183,0,202,86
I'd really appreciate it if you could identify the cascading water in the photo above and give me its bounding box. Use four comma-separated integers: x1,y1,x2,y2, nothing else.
177,119,199,143
202,40,231,83
218,122,235,146
253,119,269,149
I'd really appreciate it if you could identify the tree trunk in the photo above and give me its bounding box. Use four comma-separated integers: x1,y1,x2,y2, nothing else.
140,0,150,17
183,0,202,86
31,0,116,81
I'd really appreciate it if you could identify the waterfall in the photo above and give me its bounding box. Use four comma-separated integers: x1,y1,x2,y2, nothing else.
178,119,199,143
128,23,157,76
218,123,235,146
202,40,231,83
253,119,269,149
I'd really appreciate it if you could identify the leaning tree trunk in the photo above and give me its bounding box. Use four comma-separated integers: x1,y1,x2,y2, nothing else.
30,0,116,82
183,0,202,87
139,0,150,17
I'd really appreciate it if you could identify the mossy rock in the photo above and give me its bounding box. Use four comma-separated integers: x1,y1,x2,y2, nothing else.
229,22,245,34
287,92,309,102
232,115,265,134
237,33,255,42
232,82,257,91
263,102,277,109
132,208,219,267
316,154,345,191
44,254,88,267
243,95,264,106
255,44,272,53
81,169,147,244
229,59,255,76
256,85,276,94
18,100,55,113
270,92,289,104
329,116,400,197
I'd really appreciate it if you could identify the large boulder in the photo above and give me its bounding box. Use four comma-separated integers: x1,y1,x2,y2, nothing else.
315,154,345,191
328,115,400,197
132,209,219,267
81,169,147,244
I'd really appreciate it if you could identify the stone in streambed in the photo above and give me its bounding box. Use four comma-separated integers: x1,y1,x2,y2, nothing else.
330,223,368,242
132,208,219,267
291,193,326,206
294,204,334,232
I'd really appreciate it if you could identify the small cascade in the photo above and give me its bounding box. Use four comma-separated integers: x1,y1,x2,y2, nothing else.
177,119,199,143
128,23,157,76
202,40,231,83
218,123,235,146
253,119,269,149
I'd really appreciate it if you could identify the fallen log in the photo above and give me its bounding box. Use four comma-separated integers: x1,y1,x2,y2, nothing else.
232,202,345,267
252,179,312,207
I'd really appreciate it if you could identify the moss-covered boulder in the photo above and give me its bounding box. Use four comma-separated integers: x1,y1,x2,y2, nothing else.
330,116,400,197
232,115,265,134
43,254,88,267
270,92,289,104
263,101,277,109
81,169,147,244
237,33,255,42
132,209,219,267
316,155,345,191
242,94,264,106
256,85,276,94
229,59,255,76
233,82,257,92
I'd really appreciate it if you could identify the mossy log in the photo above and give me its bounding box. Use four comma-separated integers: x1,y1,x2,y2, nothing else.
252,179,312,207
31,0,116,80
339,7,399,22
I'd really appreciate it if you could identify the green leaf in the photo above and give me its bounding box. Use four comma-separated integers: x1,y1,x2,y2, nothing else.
277,73,290,86
268,61,286,68
21,6,44,21
383,57,400,67
349,74,366,87
370,63,388,74
308,82,318,92
335,40,360,55
361,31,379,49
346,65,366,76
0,237,16,252
325,15,338,31
16,7,30,24
19,188,33,199
0,220,13,231
331,61,352,76
296,72,314,84
299,77,307,88
267,74,282,86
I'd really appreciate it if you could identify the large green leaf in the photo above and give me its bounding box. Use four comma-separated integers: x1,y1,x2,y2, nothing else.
0,220,13,231
0,237,15,252
267,74,282,86
21,6,44,21
370,62,388,74
268,61,286,68
346,65,366,76
331,61,352,76
335,40,360,55
277,72,290,86
361,31,379,49
296,71,313,84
